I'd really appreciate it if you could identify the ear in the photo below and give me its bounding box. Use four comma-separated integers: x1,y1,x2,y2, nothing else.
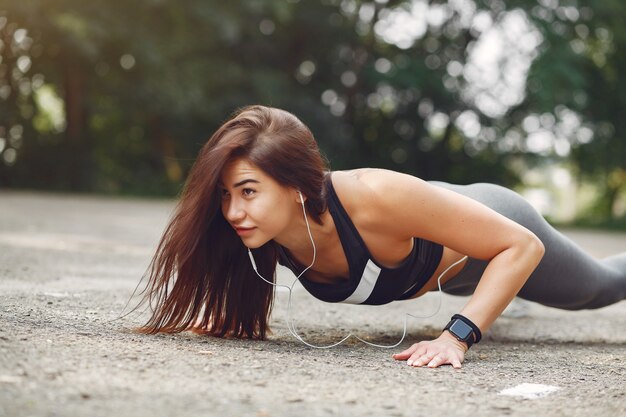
294,190,307,204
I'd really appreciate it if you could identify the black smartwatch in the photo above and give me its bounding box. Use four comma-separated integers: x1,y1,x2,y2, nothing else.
443,314,482,349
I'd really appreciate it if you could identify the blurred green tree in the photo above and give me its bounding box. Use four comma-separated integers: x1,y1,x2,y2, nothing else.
512,0,626,221
0,0,624,224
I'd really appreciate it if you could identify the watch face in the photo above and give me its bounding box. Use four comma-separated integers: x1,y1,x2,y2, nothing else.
449,320,473,340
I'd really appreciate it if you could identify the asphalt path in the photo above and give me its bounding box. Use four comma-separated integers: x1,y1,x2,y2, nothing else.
0,190,624,417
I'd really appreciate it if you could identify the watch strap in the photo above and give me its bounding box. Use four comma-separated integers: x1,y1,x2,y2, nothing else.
451,314,482,344
444,314,482,348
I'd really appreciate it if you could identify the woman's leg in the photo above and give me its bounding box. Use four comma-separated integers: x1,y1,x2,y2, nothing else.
428,181,626,310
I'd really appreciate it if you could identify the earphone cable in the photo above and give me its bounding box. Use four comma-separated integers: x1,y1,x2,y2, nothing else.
248,192,468,349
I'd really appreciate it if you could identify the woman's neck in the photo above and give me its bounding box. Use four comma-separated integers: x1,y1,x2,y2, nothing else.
273,209,335,266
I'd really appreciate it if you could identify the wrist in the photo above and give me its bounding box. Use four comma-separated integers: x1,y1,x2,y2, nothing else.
440,330,469,353
443,314,482,349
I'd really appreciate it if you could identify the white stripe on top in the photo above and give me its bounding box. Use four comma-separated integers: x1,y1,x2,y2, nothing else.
342,259,382,304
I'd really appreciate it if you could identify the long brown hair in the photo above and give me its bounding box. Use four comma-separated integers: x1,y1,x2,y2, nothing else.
134,105,328,339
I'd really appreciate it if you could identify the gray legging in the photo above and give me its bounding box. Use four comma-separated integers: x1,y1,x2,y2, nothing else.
428,181,626,310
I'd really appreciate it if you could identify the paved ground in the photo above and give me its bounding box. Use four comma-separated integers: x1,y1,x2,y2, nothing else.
0,189,624,417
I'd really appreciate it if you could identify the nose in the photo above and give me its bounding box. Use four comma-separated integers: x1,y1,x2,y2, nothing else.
223,196,245,223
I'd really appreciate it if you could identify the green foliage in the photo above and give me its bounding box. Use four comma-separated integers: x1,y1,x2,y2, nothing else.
0,0,624,225
513,0,626,220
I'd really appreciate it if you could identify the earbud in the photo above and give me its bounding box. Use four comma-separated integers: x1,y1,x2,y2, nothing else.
298,191,304,204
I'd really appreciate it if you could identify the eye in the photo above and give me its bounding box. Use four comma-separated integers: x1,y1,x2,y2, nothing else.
221,189,230,198
242,188,256,197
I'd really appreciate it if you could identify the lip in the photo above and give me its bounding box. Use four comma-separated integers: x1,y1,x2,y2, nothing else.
234,226,256,236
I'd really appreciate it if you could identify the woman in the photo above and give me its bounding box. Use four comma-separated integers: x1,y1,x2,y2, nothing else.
134,105,626,369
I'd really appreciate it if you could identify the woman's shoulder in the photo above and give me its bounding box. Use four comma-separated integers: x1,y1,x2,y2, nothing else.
328,168,380,198
329,168,423,226
330,167,421,195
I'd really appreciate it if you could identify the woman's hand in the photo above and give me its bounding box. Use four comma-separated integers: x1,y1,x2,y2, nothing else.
392,331,468,369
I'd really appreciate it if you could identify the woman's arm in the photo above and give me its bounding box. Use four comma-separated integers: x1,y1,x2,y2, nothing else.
362,170,545,368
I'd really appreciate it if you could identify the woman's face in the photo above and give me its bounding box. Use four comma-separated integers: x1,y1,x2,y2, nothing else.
220,158,299,248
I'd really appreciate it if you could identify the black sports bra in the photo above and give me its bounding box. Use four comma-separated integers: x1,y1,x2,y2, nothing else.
277,172,444,305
